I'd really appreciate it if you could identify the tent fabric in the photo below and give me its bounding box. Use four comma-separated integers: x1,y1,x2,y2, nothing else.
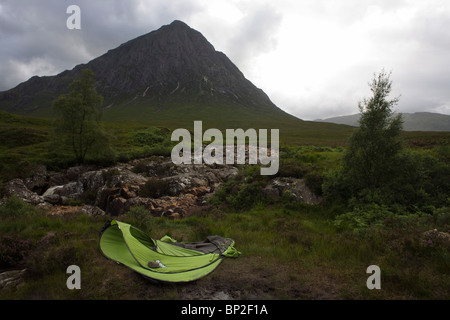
99,219,240,283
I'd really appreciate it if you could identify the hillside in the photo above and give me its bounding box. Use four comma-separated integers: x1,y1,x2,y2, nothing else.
0,21,287,121
316,112,450,132
0,20,357,146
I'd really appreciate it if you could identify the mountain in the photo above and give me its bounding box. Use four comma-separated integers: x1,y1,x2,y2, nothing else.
0,21,292,125
0,20,358,145
316,112,450,132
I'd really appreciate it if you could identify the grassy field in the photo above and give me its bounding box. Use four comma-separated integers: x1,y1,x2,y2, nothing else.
0,110,449,300
0,196,448,300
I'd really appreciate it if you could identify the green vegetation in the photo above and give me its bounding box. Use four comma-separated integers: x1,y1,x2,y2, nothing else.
0,111,174,187
52,69,113,165
323,72,449,234
0,71,449,299
0,140,448,298
0,193,448,299
343,70,403,193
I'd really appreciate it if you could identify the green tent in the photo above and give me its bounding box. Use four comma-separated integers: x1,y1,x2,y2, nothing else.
99,219,240,283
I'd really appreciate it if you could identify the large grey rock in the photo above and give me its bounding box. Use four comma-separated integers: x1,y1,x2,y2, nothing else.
109,169,147,188
264,177,322,205
81,205,105,217
0,269,26,290
4,179,43,205
23,165,48,194
55,181,84,200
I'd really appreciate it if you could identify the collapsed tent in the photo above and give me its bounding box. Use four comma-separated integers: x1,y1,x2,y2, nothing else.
99,219,240,283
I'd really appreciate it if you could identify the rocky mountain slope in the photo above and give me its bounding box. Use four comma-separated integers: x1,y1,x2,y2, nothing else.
0,20,290,120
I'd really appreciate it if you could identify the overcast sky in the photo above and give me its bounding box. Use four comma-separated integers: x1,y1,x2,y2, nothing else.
1,0,449,120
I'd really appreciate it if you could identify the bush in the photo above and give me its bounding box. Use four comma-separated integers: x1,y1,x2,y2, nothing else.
277,159,308,178
124,206,153,232
208,171,267,211
433,207,450,229
227,181,266,211
322,169,350,205
131,128,168,146
0,235,33,268
0,196,40,220
333,204,395,231
25,244,79,279
304,171,324,196
323,149,450,210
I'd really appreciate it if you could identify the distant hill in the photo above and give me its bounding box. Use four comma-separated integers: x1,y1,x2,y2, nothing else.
316,112,450,132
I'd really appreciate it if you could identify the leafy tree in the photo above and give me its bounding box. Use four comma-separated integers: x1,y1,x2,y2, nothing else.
323,70,405,205
343,70,403,193
52,69,112,164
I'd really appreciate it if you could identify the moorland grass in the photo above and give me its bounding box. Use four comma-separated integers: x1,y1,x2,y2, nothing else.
0,110,448,299
1,196,448,300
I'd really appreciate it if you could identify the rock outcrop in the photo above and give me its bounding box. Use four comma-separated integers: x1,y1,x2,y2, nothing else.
0,269,26,290
2,158,241,218
263,177,322,205
3,155,322,218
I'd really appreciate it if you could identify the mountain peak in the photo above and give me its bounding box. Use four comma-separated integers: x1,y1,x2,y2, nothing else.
0,21,285,118
168,20,190,28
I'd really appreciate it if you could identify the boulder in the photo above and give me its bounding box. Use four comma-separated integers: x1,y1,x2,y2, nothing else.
215,166,239,180
119,186,137,199
262,186,280,200
190,186,210,197
125,197,156,211
422,229,450,248
106,197,128,216
264,177,322,205
81,205,106,217
65,166,92,181
54,181,84,200
95,187,120,210
109,169,147,188
4,179,43,205
23,165,48,194
151,194,197,218
43,194,62,205
0,269,26,290
80,170,107,192
42,185,64,197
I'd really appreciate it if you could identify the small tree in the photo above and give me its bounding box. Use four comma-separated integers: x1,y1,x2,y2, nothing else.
323,70,404,204
52,69,110,164
343,70,403,193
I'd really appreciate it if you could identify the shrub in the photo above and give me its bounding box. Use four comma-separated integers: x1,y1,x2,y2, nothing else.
229,181,266,210
131,160,150,174
304,171,324,196
131,127,168,146
0,235,33,268
333,204,395,231
0,196,40,220
124,206,153,232
277,159,308,178
433,207,450,229
323,149,450,211
25,244,79,279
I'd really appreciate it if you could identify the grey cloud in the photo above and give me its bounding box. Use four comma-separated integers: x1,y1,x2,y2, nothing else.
1,0,449,119
0,0,205,90
226,5,282,68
